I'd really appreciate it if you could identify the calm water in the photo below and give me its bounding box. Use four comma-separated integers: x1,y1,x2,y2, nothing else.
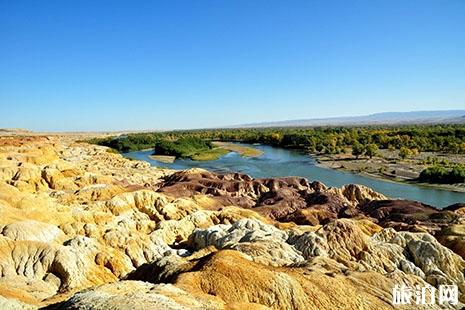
124,144,465,208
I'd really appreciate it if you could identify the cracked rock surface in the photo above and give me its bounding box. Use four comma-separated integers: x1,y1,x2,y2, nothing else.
0,135,463,309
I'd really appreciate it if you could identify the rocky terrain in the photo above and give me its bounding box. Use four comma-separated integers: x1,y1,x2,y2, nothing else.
0,135,464,309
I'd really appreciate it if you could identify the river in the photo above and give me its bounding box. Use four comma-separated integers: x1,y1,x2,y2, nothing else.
124,143,465,208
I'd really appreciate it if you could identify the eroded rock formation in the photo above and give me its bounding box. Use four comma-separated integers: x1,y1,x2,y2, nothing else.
0,136,463,309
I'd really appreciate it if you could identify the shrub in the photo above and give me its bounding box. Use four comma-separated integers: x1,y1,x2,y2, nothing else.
419,165,465,184
450,166,465,183
399,147,412,159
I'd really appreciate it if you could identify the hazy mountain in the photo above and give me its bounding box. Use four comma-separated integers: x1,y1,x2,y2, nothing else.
232,110,465,128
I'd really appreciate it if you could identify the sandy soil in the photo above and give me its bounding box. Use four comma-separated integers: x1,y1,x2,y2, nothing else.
212,142,263,157
149,155,176,163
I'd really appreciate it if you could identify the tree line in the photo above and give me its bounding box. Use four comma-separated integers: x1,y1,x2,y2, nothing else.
90,124,465,154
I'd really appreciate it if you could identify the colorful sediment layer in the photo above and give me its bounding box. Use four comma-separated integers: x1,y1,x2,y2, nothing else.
0,135,464,309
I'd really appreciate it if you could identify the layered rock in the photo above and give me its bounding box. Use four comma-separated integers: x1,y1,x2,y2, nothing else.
0,135,464,309
53,281,227,310
189,219,465,296
159,169,464,233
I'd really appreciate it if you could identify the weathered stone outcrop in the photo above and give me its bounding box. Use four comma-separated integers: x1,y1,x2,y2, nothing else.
0,136,464,309
189,218,465,302
158,169,462,234
436,223,465,260
172,250,452,310
52,281,227,310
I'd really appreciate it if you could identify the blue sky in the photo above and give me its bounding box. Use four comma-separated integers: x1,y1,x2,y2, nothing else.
1,0,464,131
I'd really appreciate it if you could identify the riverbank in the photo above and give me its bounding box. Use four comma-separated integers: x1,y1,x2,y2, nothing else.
313,150,465,193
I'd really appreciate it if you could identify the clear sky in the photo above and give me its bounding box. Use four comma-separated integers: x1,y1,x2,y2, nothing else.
1,0,464,131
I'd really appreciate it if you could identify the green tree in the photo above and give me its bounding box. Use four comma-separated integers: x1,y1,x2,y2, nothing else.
399,147,412,159
352,142,364,159
365,144,379,159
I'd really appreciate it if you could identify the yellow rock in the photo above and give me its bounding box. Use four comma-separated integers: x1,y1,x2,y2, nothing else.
0,135,463,309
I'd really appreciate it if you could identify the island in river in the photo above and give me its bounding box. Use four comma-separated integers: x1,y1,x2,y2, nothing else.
152,138,263,161
211,141,263,157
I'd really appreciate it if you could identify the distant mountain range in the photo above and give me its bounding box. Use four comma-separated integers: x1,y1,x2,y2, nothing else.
232,110,465,128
